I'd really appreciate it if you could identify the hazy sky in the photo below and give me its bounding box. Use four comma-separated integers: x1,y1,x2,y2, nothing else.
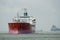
0,0,60,33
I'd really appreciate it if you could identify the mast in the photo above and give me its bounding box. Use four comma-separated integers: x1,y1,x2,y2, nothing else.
17,12,20,22
23,8,28,17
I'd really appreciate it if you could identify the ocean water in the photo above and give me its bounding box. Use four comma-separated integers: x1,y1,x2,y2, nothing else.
0,33,60,40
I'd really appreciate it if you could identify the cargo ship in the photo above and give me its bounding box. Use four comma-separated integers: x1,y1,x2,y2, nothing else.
8,8,36,34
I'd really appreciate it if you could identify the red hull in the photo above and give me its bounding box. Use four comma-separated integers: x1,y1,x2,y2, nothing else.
8,23,32,34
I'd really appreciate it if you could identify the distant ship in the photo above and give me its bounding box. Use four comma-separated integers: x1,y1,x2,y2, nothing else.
51,25,60,31
8,8,36,34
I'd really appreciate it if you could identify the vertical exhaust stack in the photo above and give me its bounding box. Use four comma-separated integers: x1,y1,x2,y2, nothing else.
8,8,36,34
